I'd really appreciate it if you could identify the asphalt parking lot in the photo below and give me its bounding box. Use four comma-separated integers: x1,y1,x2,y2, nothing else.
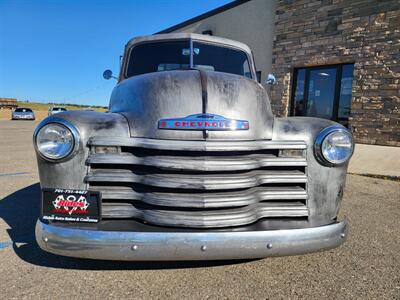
0,119,399,299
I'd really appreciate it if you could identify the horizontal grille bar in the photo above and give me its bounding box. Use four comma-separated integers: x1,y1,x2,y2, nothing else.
88,137,307,151
91,185,307,208
87,152,307,171
87,137,309,228
86,169,307,190
101,202,308,228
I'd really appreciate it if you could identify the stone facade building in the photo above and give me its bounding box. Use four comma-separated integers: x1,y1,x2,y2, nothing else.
271,0,400,146
160,0,400,146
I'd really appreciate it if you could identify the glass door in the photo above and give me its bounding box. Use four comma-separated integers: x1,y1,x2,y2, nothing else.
291,64,354,126
306,68,337,119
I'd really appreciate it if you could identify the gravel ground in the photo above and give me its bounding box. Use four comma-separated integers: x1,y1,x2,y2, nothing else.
0,120,399,299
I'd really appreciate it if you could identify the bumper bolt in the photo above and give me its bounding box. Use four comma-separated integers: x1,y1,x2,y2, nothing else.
131,245,138,251
340,233,346,238
266,243,272,249
43,237,48,243
201,245,207,252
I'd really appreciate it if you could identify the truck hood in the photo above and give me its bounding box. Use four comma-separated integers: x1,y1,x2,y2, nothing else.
109,70,273,140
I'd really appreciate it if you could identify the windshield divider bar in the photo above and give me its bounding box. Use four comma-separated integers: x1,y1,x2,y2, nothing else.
189,38,194,68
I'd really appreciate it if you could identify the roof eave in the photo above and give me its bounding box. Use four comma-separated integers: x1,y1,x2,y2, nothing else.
156,0,251,34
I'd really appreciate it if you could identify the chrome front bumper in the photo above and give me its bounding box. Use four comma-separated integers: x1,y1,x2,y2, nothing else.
36,219,348,261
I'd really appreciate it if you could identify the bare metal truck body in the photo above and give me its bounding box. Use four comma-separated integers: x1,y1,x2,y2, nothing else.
34,33,353,260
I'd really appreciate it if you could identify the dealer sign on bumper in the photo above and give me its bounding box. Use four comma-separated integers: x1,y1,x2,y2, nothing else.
41,188,101,223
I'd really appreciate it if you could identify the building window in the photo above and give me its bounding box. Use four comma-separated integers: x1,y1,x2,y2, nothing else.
290,64,354,126
256,71,262,83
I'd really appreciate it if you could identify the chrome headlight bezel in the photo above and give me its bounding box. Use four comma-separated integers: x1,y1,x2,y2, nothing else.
33,118,80,162
314,126,354,167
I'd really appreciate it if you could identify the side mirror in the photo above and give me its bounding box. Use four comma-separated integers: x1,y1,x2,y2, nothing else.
266,73,277,85
103,69,117,80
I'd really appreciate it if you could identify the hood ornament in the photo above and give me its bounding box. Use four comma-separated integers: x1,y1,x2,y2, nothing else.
158,113,249,131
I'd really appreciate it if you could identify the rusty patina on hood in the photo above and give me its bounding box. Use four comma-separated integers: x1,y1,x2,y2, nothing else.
109,70,273,140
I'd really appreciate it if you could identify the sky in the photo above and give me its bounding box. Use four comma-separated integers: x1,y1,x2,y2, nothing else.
0,0,232,106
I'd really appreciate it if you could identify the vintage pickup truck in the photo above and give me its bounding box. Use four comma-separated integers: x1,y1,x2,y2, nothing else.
34,33,353,260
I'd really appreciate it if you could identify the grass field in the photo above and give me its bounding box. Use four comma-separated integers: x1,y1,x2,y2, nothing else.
15,101,106,111
0,102,107,121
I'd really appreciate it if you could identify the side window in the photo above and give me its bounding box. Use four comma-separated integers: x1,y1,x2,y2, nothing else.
256,71,262,83
243,61,251,79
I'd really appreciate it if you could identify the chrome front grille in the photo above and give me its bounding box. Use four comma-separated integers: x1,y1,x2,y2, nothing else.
86,137,309,228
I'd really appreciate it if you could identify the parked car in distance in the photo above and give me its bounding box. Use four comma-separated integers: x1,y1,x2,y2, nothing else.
11,107,35,120
48,107,67,116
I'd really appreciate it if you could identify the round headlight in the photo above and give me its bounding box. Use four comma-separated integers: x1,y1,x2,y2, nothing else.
35,123,76,160
315,127,354,166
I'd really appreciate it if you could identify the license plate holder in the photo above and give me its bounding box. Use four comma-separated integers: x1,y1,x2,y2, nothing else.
41,188,101,223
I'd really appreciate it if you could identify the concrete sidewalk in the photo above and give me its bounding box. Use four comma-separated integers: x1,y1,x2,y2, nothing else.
348,144,400,178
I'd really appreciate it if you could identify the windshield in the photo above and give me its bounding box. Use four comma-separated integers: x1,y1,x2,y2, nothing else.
126,40,252,79
52,107,66,111
15,108,32,112
192,42,251,78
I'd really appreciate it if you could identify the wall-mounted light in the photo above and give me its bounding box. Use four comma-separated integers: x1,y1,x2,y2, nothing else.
318,72,330,77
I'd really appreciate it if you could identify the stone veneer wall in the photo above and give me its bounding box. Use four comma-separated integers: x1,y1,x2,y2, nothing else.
270,0,400,146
